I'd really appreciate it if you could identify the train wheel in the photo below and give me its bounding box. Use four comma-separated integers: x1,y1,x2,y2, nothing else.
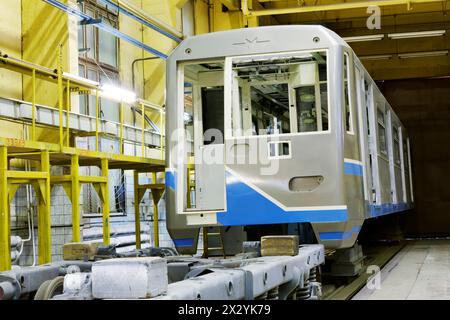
34,276,65,300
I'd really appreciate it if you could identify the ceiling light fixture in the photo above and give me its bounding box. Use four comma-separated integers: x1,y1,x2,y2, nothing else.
343,34,385,43
398,50,449,59
101,84,137,104
359,54,393,61
388,30,446,40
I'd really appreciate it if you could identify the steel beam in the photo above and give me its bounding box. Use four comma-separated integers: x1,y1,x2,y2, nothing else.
101,159,110,245
220,0,240,11
242,0,448,17
134,171,142,249
71,155,81,242
42,0,168,59
37,150,51,265
97,0,183,43
151,172,161,248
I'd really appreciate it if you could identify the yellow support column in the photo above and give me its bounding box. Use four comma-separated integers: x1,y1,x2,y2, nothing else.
101,158,110,244
160,109,164,160
134,171,141,249
38,150,51,264
66,80,71,147
151,172,160,248
71,155,80,242
120,102,124,154
141,102,145,157
95,91,100,152
0,146,10,271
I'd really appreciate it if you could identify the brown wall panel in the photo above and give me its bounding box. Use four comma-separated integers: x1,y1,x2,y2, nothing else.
378,78,450,237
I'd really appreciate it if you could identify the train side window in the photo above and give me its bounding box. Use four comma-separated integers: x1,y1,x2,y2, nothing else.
377,108,388,155
229,51,329,137
318,62,329,131
344,53,353,133
295,86,317,132
403,138,409,173
393,127,401,165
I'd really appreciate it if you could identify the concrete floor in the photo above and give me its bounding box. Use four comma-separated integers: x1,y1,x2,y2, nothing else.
353,240,450,300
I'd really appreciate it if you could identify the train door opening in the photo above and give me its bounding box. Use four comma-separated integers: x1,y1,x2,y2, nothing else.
355,65,374,203
365,82,381,204
181,61,226,213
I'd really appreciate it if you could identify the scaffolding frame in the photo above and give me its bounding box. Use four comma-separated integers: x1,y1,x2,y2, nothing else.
0,52,165,271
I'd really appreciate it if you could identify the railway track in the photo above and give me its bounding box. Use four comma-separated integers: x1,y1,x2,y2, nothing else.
322,242,405,300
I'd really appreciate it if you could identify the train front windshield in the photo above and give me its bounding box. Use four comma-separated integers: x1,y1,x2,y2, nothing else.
228,51,329,138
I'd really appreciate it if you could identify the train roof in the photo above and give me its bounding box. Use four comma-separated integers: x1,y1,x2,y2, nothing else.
169,25,351,62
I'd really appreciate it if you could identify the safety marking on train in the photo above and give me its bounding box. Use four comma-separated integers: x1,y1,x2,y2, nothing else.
165,168,176,190
344,158,364,177
319,225,362,241
216,167,349,226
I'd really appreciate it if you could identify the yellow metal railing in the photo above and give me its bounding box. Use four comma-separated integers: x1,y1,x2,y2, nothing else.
0,50,166,158
0,50,167,271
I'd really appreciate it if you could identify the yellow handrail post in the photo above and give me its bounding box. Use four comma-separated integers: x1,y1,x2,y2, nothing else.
57,45,63,149
31,69,36,141
141,102,145,157
66,79,70,147
120,102,124,154
95,90,99,152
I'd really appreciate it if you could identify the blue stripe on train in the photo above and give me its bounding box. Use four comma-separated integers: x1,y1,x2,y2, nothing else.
165,170,175,190
173,238,194,247
216,171,348,226
319,225,362,241
344,162,363,176
369,202,411,218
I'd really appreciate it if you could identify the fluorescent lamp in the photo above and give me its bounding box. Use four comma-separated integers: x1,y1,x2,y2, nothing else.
63,72,99,87
101,84,137,104
388,30,446,39
360,54,393,61
343,34,384,43
398,50,449,59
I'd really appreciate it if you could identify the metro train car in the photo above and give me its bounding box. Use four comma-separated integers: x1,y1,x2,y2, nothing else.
164,25,414,254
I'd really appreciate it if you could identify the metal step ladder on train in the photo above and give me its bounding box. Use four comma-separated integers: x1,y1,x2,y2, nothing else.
202,226,226,259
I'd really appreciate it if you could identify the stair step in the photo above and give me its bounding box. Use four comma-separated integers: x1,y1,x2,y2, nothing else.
207,247,224,251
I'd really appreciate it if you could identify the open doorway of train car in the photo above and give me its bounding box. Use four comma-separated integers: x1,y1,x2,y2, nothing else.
182,60,226,212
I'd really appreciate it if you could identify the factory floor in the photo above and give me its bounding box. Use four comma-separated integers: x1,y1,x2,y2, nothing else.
353,239,450,300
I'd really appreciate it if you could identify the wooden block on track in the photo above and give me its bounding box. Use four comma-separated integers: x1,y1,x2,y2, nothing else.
261,235,299,256
63,242,100,261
